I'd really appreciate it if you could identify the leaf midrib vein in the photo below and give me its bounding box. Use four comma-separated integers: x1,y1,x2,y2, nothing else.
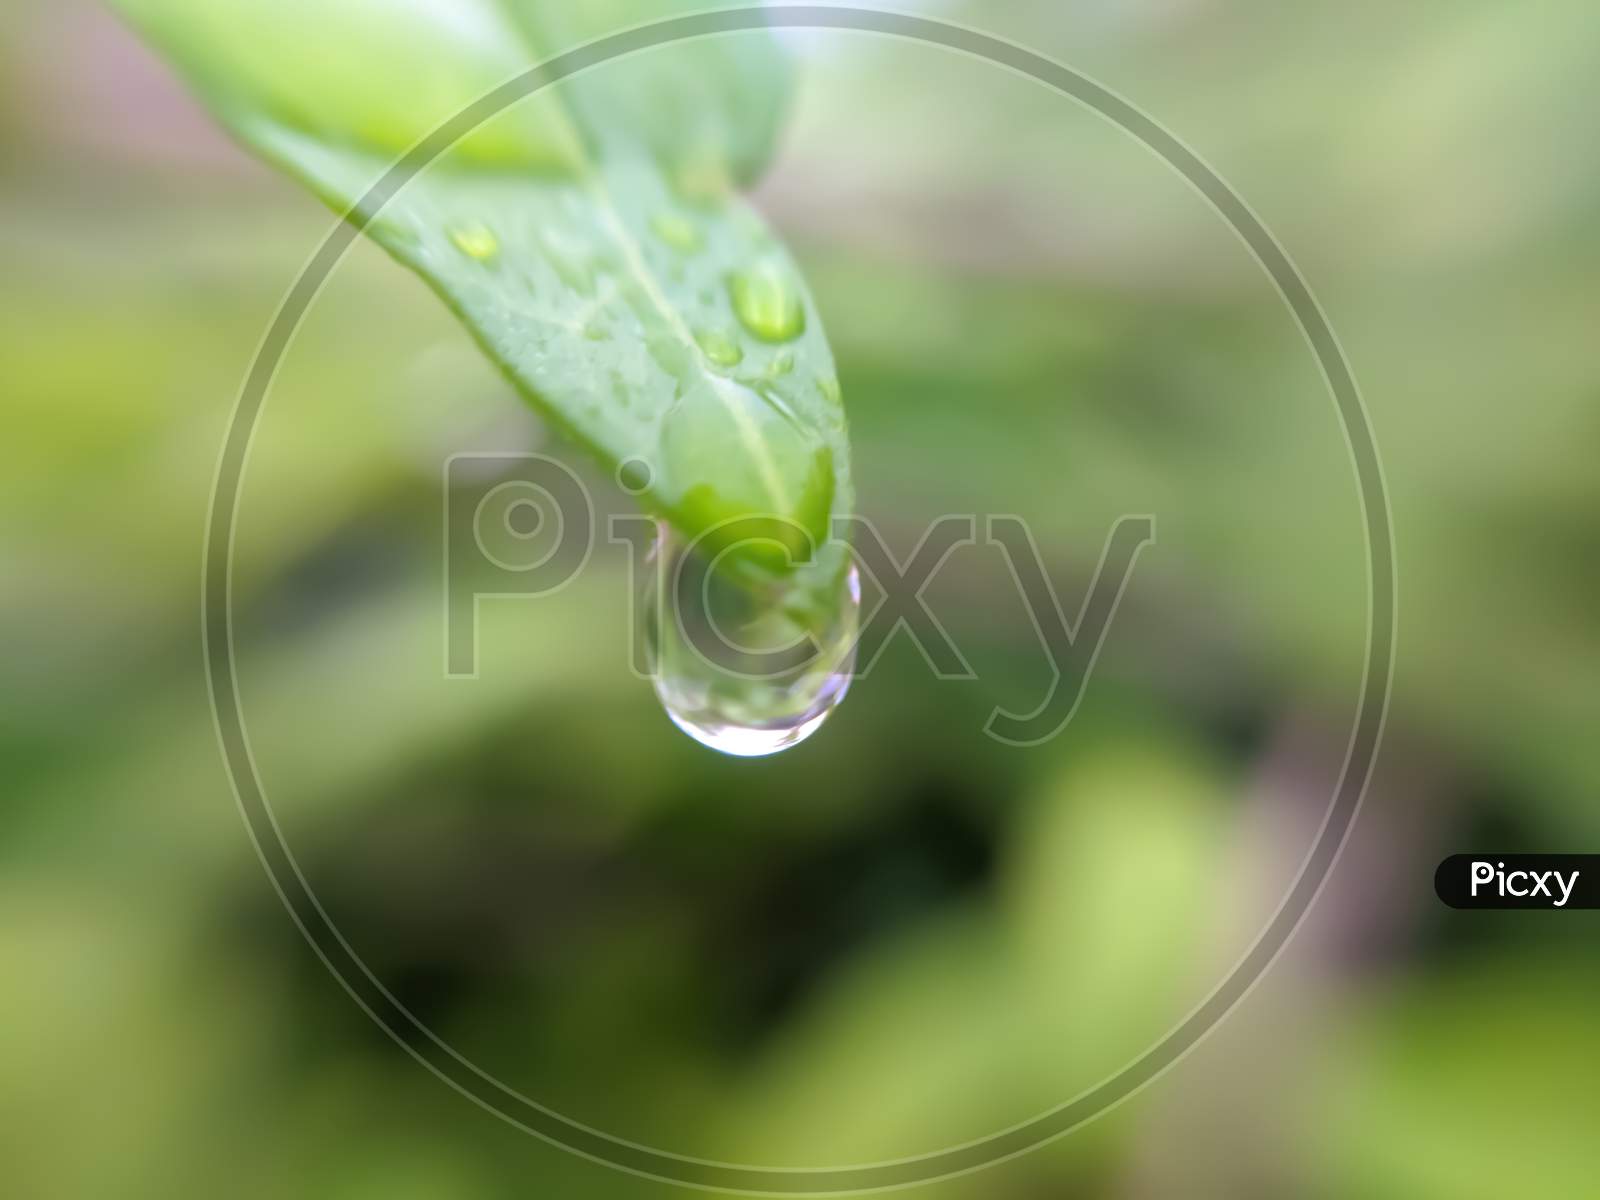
520,38,792,518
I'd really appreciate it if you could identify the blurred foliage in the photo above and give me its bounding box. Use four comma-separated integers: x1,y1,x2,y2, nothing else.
2,0,1598,1196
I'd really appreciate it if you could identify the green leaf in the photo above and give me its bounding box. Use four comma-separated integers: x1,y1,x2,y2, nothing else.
115,0,850,603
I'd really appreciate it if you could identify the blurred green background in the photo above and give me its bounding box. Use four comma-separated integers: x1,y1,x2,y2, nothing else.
3,1,1598,1195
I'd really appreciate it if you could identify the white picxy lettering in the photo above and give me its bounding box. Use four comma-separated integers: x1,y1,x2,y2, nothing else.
1467,860,1579,907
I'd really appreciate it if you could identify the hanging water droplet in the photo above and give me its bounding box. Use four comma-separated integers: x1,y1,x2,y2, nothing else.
728,260,806,342
694,328,744,368
449,224,499,263
650,212,702,252
641,523,858,756
769,350,795,377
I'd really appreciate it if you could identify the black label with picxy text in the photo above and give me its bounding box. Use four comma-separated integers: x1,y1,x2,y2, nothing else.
1435,854,1600,909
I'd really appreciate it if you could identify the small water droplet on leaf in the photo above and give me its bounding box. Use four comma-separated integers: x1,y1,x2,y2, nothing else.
695,328,744,367
650,212,702,252
672,155,732,207
729,260,806,342
449,224,499,262
541,229,597,295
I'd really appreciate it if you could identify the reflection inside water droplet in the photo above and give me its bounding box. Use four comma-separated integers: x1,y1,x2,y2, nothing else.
641,523,858,756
